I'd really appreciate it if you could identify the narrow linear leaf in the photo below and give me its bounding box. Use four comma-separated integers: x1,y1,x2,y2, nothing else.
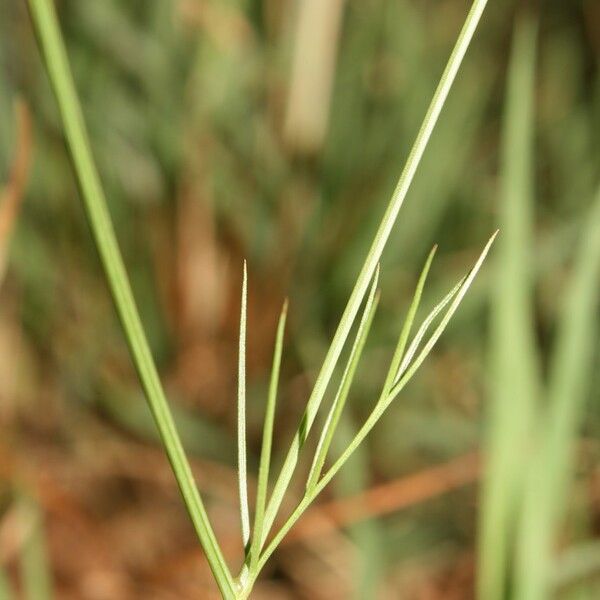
260,0,490,548
306,267,381,492
333,233,497,486
478,16,540,600
238,262,250,549
253,233,496,577
388,233,497,401
0,564,14,600
248,299,288,570
19,498,52,600
515,186,600,600
25,0,235,595
384,245,437,396
393,273,463,385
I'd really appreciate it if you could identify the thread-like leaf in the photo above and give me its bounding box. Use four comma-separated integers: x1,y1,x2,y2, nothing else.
477,16,540,600
251,233,496,580
25,0,235,596
515,186,600,600
238,262,250,550
19,497,52,600
384,245,437,396
392,276,465,382
393,273,463,386
306,267,380,491
248,299,288,570
0,565,14,600
388,233,497,401
260,0,490,549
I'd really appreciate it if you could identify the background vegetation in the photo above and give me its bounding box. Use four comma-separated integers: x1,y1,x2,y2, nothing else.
1,0,599,597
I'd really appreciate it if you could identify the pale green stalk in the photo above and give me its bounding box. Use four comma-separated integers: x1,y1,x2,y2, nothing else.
260,0,490,548
25,0,235,596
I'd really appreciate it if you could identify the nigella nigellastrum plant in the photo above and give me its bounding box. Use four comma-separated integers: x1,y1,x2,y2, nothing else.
26,0,493,597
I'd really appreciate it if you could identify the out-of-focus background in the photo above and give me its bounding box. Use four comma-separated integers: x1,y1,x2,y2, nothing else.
1,0,599,598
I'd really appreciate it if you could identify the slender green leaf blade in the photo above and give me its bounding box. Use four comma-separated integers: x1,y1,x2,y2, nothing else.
0,565,14,600
238,262,250,549
385,245,437,395
389,276,465,387
19,498,52,600
515,186,600,600
248,299,288,571
477,16,540,600
393,273,463,385
388,232,497,401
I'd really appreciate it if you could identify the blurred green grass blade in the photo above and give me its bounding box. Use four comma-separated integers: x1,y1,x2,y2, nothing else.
306,267,380,492
238,262,250,550
248,299,288,571
0,566,14,600
253,233,495,577
477,15,540,600
25,0,235,596
261,0,490,548
385,246,437,395
515,186,600,600
19,499,52,600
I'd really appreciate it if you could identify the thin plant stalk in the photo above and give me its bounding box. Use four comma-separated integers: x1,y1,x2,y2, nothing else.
25,0,236,596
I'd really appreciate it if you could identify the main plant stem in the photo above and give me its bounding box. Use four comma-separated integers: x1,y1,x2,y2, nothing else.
26,0,235,596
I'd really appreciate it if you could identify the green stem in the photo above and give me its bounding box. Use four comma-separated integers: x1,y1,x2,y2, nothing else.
25,0,235,597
